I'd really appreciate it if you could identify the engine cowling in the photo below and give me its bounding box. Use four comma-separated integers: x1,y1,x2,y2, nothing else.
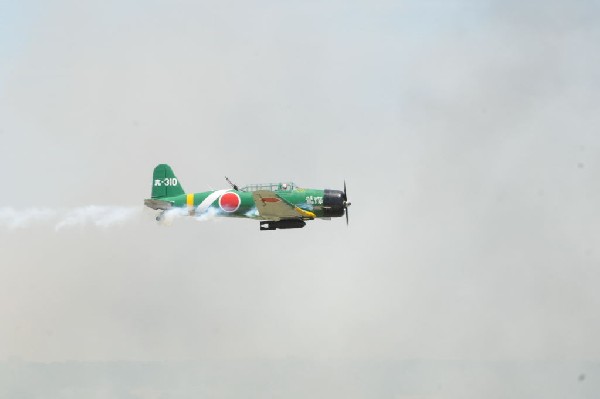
323,189,345,217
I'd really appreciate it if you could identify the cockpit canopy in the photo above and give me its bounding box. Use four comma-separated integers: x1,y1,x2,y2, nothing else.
240,182,297,192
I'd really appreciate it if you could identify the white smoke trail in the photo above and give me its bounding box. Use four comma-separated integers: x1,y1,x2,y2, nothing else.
159,207,190,226
54,206,142,231
0,206,142,231
158,207,224,226
244,208,259,218
0,207,58,229
194,207,223,222
0,205,229,230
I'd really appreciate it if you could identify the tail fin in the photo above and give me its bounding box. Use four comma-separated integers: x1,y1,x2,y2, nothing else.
151,164,185,198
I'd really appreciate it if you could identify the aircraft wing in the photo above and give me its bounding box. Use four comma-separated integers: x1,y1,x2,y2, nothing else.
252,190,315,221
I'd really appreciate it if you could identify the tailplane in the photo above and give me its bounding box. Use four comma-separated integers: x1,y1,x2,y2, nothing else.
151,164,185,198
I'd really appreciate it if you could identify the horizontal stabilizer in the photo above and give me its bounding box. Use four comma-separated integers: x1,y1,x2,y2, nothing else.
144,198,173,210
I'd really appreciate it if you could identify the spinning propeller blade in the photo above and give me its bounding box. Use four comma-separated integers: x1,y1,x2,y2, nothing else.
343,180,351,225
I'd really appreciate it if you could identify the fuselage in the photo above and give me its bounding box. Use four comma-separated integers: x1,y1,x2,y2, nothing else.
155,187,346,220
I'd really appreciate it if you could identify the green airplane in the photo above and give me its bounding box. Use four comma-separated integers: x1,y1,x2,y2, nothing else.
144,164,351,230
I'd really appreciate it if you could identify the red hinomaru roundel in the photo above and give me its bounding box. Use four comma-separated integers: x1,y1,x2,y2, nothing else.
219,192,241,212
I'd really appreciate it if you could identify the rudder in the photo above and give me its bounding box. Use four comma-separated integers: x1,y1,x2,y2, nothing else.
151,164,185,198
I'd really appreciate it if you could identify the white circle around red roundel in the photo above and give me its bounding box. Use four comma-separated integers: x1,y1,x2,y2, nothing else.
219,192,241,212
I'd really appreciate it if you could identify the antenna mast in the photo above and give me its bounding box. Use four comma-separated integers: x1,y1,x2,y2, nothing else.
225,176,239,191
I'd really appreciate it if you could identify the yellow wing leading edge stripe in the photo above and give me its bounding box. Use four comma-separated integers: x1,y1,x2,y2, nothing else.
295,207,316,219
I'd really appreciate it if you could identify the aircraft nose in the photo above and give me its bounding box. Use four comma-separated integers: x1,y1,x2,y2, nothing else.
323,189,345,217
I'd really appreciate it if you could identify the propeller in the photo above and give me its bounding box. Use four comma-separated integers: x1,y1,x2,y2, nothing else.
343,180,351,225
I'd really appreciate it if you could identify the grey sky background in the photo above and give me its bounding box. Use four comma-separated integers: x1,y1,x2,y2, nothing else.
1,0,600,397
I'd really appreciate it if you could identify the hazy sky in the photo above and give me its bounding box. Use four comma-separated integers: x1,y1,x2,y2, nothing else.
1,0,600,396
